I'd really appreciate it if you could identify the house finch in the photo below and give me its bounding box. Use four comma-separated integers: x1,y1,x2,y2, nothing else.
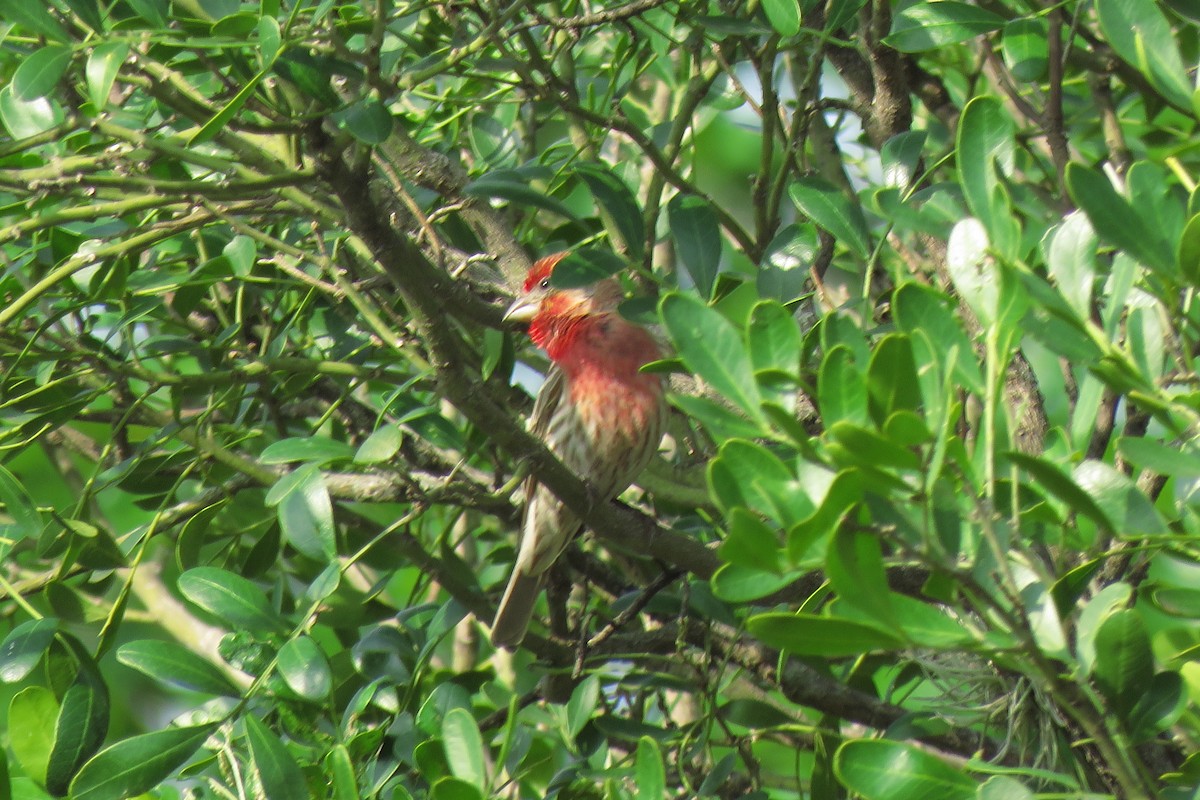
491,252,667,648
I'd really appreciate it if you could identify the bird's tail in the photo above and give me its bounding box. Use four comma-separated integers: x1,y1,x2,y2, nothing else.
490,570,541,649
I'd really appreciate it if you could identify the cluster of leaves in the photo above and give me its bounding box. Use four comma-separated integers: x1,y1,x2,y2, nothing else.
2,0,1200,798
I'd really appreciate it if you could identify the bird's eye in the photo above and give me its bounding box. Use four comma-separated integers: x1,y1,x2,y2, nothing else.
539,278,550,289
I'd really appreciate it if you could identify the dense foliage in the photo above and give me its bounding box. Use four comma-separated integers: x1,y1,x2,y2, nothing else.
1,0,1199,798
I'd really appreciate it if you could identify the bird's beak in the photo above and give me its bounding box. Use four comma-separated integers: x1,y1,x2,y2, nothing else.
503,296,539,324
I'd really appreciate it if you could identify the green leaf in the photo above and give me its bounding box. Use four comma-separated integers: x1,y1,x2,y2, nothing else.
891,594,977,649
261,437,355,465
1066,162,1176,278
818,345,869,425
276,464,337,561
1177,213,1200,284
224,234,256,277
789,178,870,258
566,675,601,739
245,715,307,800
1117,435,1200,477
670,393,766,441
178,567,287,634
826,528,895,627
885,2,1004,52
867,334,921,422
0,0,69,41
9,686,57,783
747,612,904,656
977,775,1035,800
462,176,576,220
747,300,801,378
1126,671,1186,742
576,163,644,259
13,45,72,101
1043,211,1097,320
660,292,765,425
956,97,1015,253
1007,454,1113,532
337,97,394,145
668,194,722,299
787,468,862,564
881,130,926,189
836,740,977,799
0,617,58,683
85,41,128,110
710,563,796,602
1093,609,1154,719
892,283,985,395
1001,18,1048,82
828,421,921,472
46,676,110,796
70,725,217,800
326,745,358,800
1096,0,1193,109
117,640,238,695
635,737,666,800
355,425,403,463
0,85,63,139
1075,581,1132,675
719,698,793,729
125,0,167,27
277,636,332,700
272,51,341,106
190,65,274,145
431,776,485,800
442,708,486,790
1073,460,1167,537
549,248,626,288
719,508,783,573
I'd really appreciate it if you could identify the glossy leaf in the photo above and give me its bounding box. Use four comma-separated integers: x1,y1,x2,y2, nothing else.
747,612,905,656
835,740,976,800
178,567,287,634
85,41,128,110
0,618,58,683
442,708,486,789
0,0,69,41
1096,0,1192,108
260,437,355,465
354,425,403,463
70,724,218,800
635,736,666,800
720,508,783,573
13,45,72,101
1001,18,1048,82
9,686,57,783
789,178,870,258
818,345,869,425
577,163,644,259
668,194,721,298
956,98,1016,256
277,636,332,700
760,0,801,36
1093,609,1153,718
46,676,110,795
886,2,1004,52
1066,162,1176,278
276,465,337,561
661,292,765,425
245,715,307,800
117,640,238,696
826,528,895,627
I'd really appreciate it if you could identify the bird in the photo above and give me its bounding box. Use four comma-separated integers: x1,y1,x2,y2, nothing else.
490,252,668,648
